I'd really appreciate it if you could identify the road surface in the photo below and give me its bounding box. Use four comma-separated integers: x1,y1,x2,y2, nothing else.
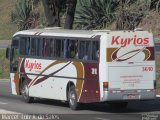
0,80,160,120
0,40,10,48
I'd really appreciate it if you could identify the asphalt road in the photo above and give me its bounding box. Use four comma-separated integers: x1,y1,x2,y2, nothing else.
0,40,10,48
0,80,160,120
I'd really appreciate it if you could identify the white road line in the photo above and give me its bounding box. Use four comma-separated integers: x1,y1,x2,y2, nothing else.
0,109,20,114
95,117,111,120
156,95,160,97
0,102,8,105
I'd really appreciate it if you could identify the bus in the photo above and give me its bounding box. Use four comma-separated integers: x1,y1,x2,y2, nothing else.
6,28,156,110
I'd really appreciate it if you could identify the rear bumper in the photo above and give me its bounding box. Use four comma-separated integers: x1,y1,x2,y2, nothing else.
101,90,156,101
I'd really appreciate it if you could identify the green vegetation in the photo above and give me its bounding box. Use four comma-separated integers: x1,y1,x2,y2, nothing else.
74,0,160,32
0,0,43,39
0,0,18,40
1,0,160,39
156,54,160,89
75,0,117,30
0,49,9,79
11,0,40,30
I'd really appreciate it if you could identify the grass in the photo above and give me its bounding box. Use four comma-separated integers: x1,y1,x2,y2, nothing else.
0,0,18,40
156,54,160,92
0,49,9,79
0,0,46,40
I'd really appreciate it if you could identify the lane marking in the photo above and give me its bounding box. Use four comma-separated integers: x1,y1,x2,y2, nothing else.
0,102,8,105
156,95,160,97
95,117,111,120
0,109,20,114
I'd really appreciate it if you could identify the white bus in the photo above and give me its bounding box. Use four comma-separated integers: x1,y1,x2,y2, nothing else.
6,28,156,110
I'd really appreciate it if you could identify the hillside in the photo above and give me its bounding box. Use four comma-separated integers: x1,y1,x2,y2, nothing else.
0,0,17,40
0,0,160,39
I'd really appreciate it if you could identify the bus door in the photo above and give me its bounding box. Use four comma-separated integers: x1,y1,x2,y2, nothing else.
10,37,20,95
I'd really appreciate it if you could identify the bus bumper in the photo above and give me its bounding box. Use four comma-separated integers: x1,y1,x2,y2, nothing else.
102,90,156,101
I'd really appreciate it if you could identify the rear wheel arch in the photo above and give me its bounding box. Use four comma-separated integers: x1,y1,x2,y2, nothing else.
19,76,25,95
20,77,34,103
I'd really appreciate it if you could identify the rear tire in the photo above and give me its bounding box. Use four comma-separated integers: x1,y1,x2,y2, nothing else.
68,85,79,110
21,80,34,103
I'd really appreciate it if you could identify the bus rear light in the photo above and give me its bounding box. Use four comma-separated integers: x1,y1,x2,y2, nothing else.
96,90,99,93
103,82,108,90
84,90,88,92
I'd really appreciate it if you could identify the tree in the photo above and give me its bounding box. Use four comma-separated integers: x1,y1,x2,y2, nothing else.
74,0,118,30
64,0,77,29
41,0,77,29
116,0,148,30
11,0,40,30
41,0,63,27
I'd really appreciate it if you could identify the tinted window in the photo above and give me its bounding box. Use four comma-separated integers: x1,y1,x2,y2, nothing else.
55,39,64,58
92,41,100,60
18,36,100,62
30,38,37,56
19,38,26,55
42,38,50,57
79,41,91,60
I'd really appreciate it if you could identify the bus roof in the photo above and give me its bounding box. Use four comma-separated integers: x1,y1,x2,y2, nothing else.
13,28,98,38
13,28,150,39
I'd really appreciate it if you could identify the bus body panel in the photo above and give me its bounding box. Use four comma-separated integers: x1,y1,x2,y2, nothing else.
108,63,155,90
10,57,100,103
10,73,18,95
100,31,156,101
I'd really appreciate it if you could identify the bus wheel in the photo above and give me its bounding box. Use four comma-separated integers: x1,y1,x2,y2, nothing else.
68,85,79,110
21,80,33,103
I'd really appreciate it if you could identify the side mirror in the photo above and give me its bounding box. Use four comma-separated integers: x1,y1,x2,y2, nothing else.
6,46,10,59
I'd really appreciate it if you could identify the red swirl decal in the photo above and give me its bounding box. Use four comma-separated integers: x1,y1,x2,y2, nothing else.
112,47,151,62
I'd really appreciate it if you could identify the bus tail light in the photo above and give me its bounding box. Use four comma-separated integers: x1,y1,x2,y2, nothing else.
103,82,108,90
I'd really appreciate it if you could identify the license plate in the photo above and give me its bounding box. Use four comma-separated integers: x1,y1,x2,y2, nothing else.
123,94,139,100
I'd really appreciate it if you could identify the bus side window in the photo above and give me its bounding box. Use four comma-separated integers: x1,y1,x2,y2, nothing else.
69,40,74,58
50,39,55,57
64,39,69,58
79,41,91,60
60,40,64,58
74,40,79,59
55,39,64,58
11,38,19,72
19,38,26,55
42,38,50,57
25,38,30,55
92,41,100,61
68,40,78,59
30,38,37,56
37,38,43,57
